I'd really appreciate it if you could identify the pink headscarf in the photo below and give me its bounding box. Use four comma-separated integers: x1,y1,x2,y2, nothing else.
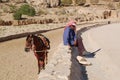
64,20,76,30
66,20,76,26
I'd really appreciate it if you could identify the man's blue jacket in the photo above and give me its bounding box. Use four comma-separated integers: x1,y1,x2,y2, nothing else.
63,27,76,46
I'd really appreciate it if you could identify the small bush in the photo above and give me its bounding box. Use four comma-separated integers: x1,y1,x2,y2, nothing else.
90,0,99,5
13,10,22,20
13,4,36,20
19,4,36,16
28,7,36,16
76,0,86,5
116,2,120,9
107,3,116,10
61,0,72,6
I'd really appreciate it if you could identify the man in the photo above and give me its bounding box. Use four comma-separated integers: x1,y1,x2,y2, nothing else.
63,22,77,52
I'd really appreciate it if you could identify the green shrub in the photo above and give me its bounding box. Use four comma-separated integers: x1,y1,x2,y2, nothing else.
61,0,72,6
90,0,99,5
116,2,120,9
19,4,36,16
13,4,36,20
107,2,115,10
13,10,22,20
28,7,36,16
76,0,86,5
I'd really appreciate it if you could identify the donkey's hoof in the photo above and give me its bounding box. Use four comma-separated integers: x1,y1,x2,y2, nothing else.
43,67,45,70
38,70,41,74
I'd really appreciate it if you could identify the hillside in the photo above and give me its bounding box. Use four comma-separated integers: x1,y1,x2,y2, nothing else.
0,0,120,26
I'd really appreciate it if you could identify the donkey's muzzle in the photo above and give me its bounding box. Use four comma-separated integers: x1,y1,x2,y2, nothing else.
24,48,30,52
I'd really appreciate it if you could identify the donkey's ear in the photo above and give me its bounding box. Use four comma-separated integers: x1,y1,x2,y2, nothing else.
26,35,30,40
35,34,38,36
30,34,34,37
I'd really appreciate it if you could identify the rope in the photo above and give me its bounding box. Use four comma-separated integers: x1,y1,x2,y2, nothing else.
35,50,47,53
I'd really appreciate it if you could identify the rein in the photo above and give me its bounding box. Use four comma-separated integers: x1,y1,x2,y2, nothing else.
35,50,47,53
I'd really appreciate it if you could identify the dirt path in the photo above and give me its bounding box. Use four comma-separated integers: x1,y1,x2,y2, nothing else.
0,28,63,80
0,22,105,80
82,23,120,80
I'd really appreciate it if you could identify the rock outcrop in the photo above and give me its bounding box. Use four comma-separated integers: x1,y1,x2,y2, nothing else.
0,0,25,3
26,0,60,8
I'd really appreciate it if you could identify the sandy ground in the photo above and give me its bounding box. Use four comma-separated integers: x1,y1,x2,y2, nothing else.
0,27,63,80
1,22,120,80
0,22,97,80
82,23,120,80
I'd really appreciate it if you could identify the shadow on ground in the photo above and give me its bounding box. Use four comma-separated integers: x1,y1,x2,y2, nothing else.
84,49,101,58
69,47,88,80
69,26,102,80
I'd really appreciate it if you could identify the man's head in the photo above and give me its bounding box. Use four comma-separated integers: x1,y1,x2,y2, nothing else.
70,23,76,30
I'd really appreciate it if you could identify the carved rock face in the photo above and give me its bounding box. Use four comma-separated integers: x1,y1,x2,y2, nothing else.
0,0,60,8
26,0,60,8
8,0,26,3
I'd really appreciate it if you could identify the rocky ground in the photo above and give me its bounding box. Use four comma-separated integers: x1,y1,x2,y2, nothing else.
0,22,99,80
0,24,64,80
0,18,120,80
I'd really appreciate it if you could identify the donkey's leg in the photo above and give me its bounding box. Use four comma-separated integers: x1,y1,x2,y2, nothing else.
43,59,45,70
38,60,44,74
46,52,48,64
38,60,41,74
34,53,41,74
43,55,46,70
44,52,47,64
42,54,45,70
39,59,44,70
